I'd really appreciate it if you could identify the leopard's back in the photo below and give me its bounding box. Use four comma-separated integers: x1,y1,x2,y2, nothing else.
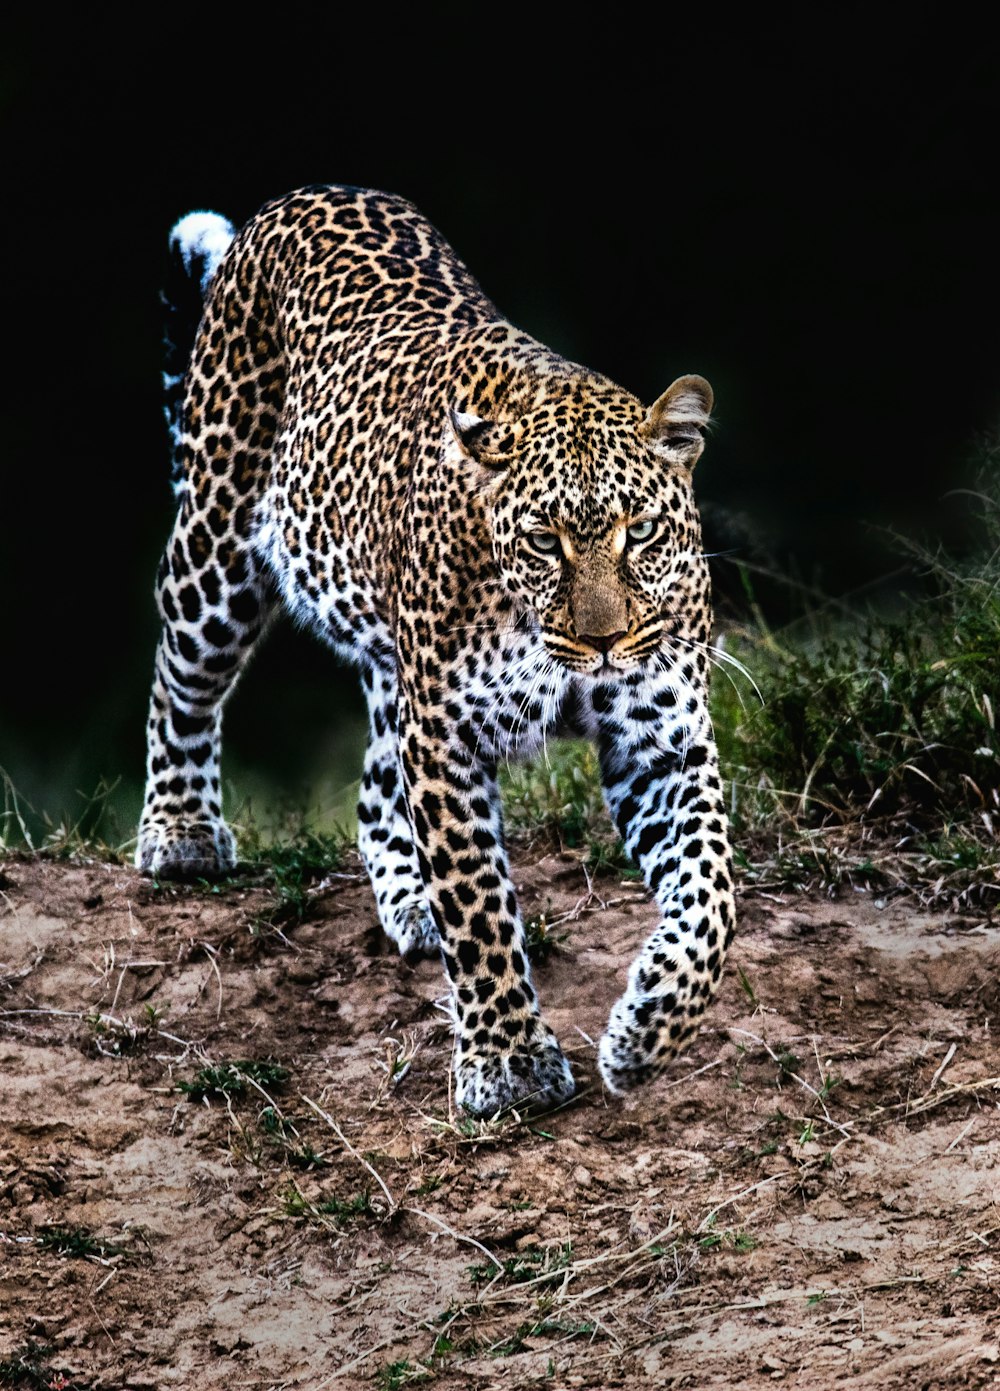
177,185,501,656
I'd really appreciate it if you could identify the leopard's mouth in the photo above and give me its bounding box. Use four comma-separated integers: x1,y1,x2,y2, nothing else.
540,616,669,675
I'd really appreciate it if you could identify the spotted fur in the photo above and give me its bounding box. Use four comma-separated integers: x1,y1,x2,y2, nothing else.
137,184,736,1114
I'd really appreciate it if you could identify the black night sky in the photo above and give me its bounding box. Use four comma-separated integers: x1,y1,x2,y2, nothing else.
3,16,999,818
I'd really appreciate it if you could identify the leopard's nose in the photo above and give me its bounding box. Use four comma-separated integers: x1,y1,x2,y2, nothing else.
579,630,627,654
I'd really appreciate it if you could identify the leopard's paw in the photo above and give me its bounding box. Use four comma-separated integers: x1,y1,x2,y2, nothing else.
597,988,697,1094
455,1026,575,1117
391,902,441,960
136,816,237,881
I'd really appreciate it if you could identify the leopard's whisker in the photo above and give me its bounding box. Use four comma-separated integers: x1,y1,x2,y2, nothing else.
669,633,763,711
538,657,563,769
700,643,764,703
651,648,698,766
649,599,764,710
503,651,553,771
473,645,547,763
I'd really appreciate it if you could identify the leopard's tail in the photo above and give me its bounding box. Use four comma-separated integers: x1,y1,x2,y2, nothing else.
163,211,237,493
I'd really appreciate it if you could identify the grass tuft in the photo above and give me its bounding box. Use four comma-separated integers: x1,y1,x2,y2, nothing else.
0,1342,90,1391
240,820,352,929
715,447,1000,905
468,1241,574,1288
0,770,126,862
523,910,565,964
281,1183,377,1227
178,1058,290,1103
36,1225,124,1261
374,1361,431,1391
6,445,1000,915
500,742,611,852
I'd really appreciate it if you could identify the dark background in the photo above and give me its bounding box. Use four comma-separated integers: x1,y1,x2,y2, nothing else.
3,17,999,835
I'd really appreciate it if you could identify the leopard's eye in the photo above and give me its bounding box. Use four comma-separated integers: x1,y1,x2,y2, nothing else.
626,518,657,545
526,531,561,557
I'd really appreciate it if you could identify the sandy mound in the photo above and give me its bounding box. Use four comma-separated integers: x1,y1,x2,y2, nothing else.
1,854,998,1388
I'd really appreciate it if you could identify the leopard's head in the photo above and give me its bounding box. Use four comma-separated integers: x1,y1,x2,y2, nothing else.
450,374,714,678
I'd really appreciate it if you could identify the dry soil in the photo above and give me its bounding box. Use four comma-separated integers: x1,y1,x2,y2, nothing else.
1,853,998,1389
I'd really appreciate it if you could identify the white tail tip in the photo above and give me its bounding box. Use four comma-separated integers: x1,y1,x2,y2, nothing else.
169,211,236,293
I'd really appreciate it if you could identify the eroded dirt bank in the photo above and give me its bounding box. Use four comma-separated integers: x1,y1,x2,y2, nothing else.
1,854,998,1389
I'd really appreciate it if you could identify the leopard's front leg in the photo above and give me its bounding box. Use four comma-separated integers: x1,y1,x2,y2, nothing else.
396,686,574,1117
589,671,736,1092
357,663,439,958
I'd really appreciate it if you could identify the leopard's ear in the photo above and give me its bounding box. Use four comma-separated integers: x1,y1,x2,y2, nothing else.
639,375,714,470
448,407,519,470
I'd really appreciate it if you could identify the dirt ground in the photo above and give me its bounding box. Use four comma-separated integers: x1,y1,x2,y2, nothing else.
1,850,998,1391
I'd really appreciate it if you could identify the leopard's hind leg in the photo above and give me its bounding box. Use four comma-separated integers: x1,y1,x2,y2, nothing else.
137,216,284,879
136,511,275,878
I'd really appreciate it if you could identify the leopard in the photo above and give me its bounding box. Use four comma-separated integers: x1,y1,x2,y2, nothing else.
137,184,736,1117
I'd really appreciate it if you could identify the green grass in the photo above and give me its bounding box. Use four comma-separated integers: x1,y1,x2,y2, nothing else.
480,1317,599,1358
0,1341,90,1391
255,1106,330,1169
374,1361,431,1391
501,740,609,844
5,445,999,910
523,910,565,963
704,445,1000,904
731,612,999,824
35,1225,125,1261
696,1217,758,1253
468,1242,574,1288
142,816,352,931
499,739,641,874
0,770,127,861
281,1184,375,1226
177,1058,290,1103
742,451,998,805
236,819,352,928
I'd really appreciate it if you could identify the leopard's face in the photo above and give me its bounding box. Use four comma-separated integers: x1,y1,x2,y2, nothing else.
491,447,707,678
452,375,714,680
